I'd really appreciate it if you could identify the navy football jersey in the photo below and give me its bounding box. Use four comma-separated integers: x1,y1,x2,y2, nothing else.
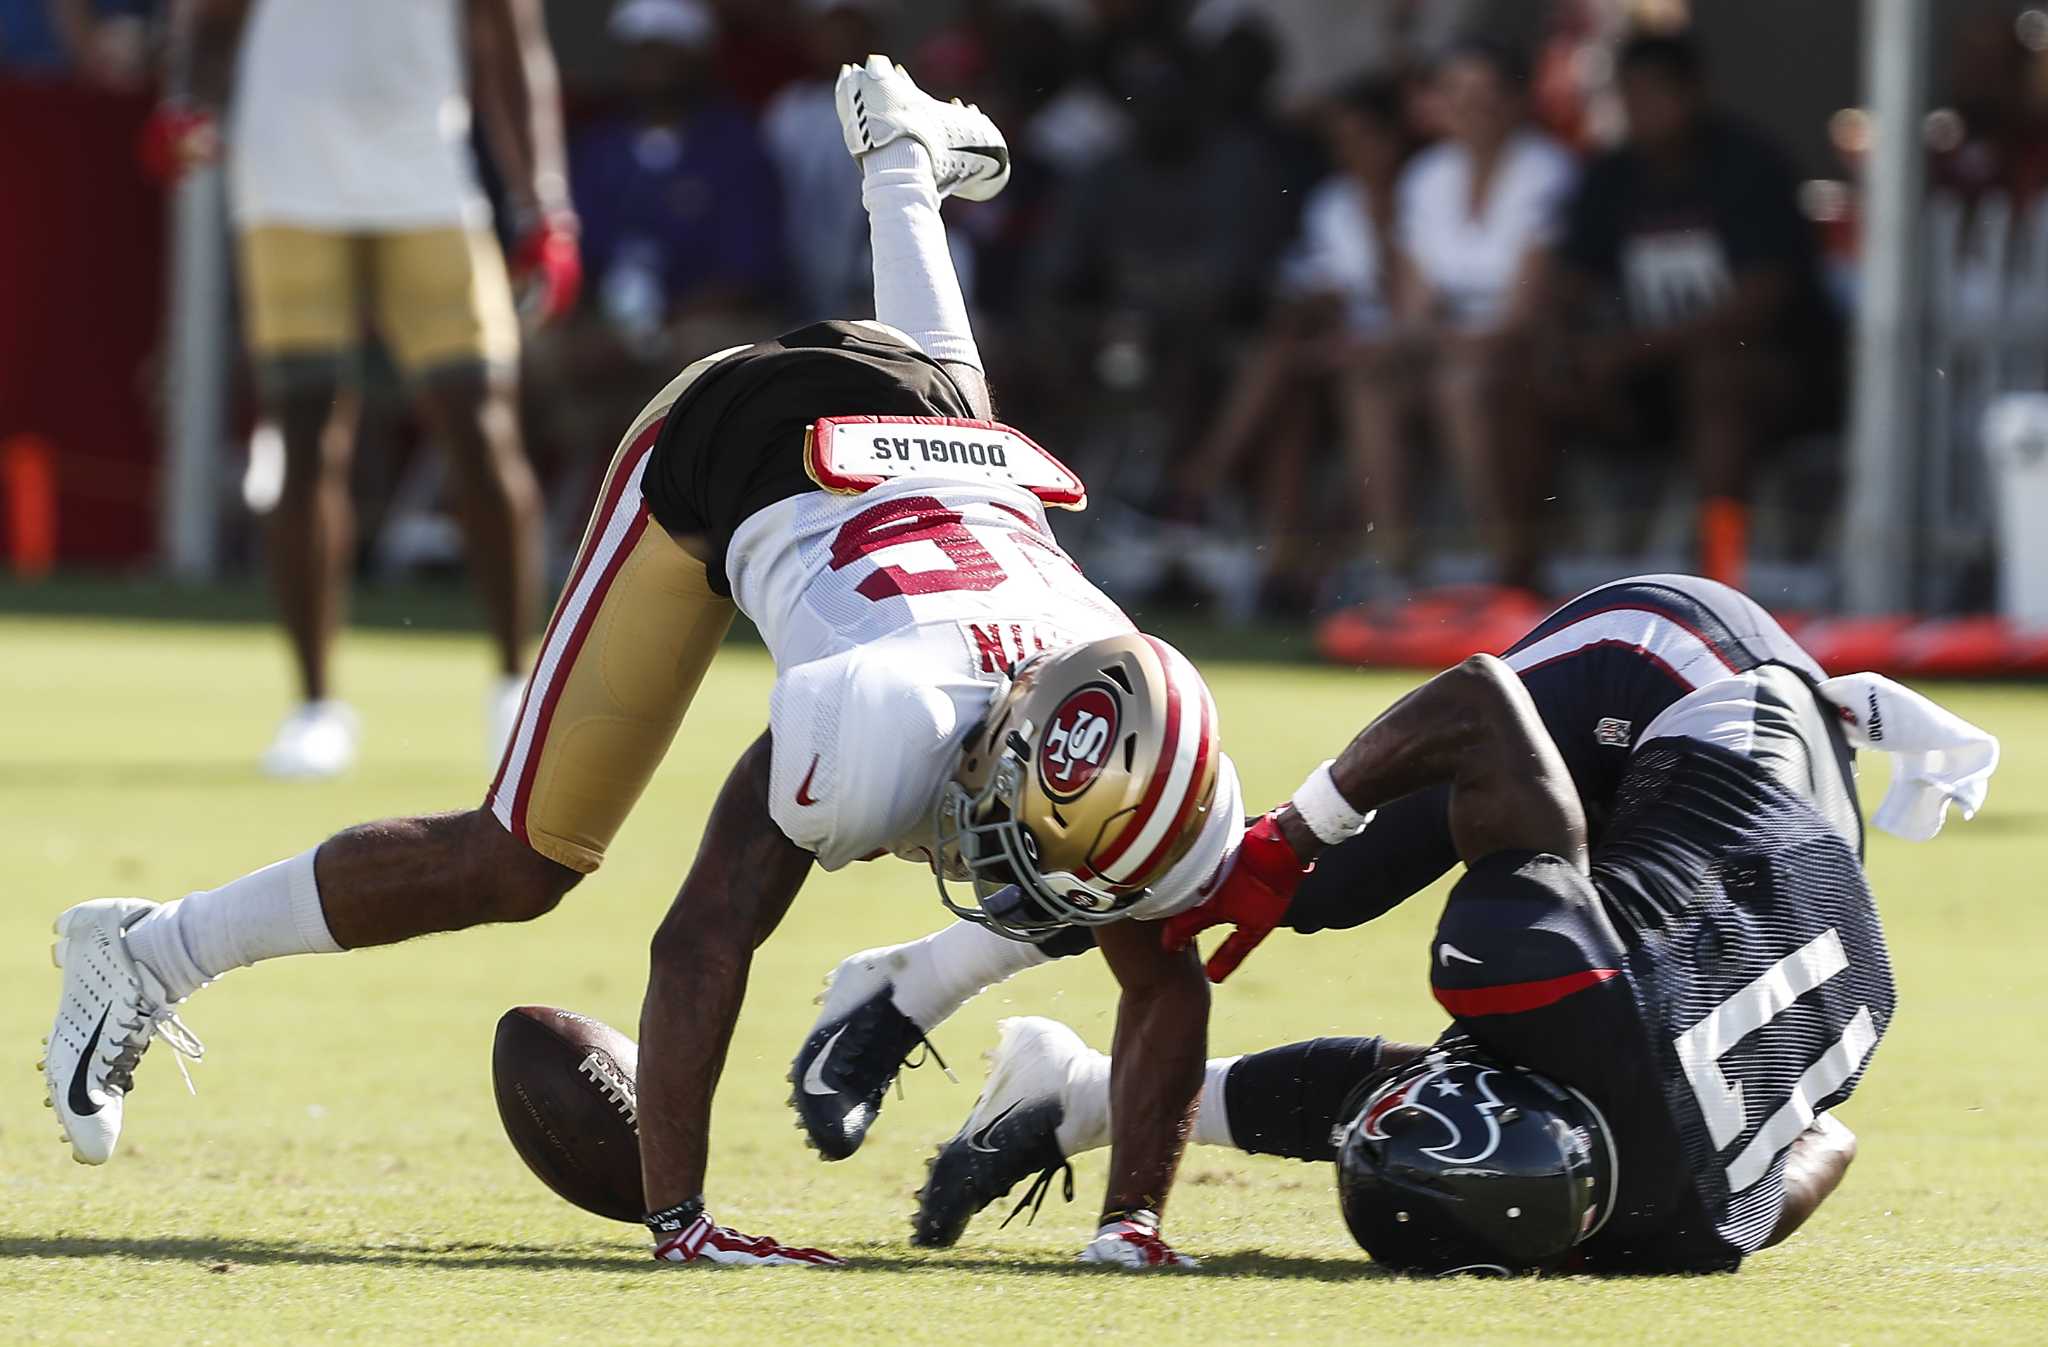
1586,739,1893,1267
1431,736,1893,1272
1289,575,1828,933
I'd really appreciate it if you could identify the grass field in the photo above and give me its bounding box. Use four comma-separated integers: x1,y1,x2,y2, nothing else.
3,596,2046,1345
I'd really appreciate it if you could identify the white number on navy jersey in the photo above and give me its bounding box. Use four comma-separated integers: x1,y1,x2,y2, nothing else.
1671,928,1878,1192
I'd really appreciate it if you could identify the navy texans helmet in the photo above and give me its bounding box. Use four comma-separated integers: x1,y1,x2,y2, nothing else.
1335,1050,1617,1274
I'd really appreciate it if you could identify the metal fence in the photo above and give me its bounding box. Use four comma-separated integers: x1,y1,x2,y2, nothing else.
1922,188,2048,610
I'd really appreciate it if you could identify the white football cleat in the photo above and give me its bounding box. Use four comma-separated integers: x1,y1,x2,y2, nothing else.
835,54,1010,201
45,899,205,1164
260,700,360,780
912,1016,1098,1246
789,943,951,1160
488,673,527,767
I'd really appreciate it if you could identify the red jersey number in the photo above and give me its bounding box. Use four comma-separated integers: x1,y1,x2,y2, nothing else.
829,495,1009,601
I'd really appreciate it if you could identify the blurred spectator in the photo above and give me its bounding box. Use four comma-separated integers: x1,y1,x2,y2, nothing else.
190,0,576,775
571,0,783,329
1168,80,1412,608
1,0,148,86
1349,39,1575,591
1188,0,1480,112
1542,30,1841,586
762,0,885,322
1028,28,1295,472
1929,9,2048,206
529,0,783,467
703,0,808,109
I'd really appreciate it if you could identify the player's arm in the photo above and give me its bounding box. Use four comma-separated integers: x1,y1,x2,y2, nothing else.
467,0,580,322
181,0,250,109
1761,1112,1857,1249
1168,656,1586,980
467,0,570,223
1083,918,1207,1268
636,733,839,1265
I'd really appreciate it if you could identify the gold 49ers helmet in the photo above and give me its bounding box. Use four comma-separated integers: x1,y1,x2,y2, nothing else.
934,633,1222,939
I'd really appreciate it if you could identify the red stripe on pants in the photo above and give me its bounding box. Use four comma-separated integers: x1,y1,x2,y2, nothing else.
1434,968,1619,1018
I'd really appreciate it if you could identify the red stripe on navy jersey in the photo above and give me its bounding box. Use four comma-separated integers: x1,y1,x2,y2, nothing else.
1433,968,1620,1018
1509,637,1698,692
1508,600,1743,677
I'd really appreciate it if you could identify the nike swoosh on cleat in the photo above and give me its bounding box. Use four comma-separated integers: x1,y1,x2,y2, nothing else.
795,754,823,808
67,1005,111,1118
968,1099,1022,1154
802,1026,849,1097
1438,942,1483,967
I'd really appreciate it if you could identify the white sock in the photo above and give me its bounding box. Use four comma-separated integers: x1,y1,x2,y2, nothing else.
860,139,982,371
888,918,1050,1030
124,847,342,1002
1050,1053,1240,1159
1054,1044,1113,1156
1192,1056,1240,1149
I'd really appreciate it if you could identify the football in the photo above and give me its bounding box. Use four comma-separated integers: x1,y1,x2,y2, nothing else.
491,1005,645,1223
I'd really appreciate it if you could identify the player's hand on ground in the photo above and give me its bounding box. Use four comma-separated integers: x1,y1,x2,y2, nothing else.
1159,813,1307,983
651,1210,845,1268
511,210,583,326
1077,1217,1199,1270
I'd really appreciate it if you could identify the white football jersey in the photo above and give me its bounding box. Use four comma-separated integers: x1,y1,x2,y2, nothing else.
729,477,1132,872
230,0,486,230
726,475,1245,910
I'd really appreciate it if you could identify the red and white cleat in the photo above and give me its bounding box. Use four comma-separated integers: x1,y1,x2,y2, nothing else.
652,1211,845,1268
1077,1214,1200,1270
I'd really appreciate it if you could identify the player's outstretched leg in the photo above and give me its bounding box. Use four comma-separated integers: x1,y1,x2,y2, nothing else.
789,919,1090,1158
912,1018,1407,1247
836,54,1009,204
45,809,577,1164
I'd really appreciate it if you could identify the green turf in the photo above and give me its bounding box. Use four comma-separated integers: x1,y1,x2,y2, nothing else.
2,609,2045,1345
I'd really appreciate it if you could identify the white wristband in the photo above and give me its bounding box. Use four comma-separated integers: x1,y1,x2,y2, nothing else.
1291,761,1374,845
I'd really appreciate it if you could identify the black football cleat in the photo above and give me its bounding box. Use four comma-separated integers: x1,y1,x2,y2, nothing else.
912,1017,1081,1248
789,946,950,1160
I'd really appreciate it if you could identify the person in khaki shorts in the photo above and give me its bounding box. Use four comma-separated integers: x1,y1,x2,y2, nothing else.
179,0,581,776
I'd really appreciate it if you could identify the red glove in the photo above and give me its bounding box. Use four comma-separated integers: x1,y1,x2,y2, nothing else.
651,1209,844,1268
1159,812,1308,983
511,211,582,326
138,103,220,183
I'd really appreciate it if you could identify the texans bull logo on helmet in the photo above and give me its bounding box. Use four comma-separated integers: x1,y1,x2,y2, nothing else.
1038,683,1120,801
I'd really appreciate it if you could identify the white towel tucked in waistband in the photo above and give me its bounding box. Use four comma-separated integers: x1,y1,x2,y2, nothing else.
1818,672,2000,842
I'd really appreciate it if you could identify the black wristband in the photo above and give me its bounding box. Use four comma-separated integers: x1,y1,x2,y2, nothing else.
645,1197,706,1236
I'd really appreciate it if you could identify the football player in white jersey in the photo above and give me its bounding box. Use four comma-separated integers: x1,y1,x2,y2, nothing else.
46,57,1228,1271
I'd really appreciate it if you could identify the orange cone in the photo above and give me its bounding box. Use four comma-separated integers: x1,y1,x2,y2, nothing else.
1700,496,1748,589
2,434,57,579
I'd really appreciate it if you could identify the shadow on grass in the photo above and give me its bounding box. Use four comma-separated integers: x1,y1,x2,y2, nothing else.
0,1235,1387,1281
0,1235,654,1274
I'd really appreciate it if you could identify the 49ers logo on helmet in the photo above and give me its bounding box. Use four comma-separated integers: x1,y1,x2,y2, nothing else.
1039,684,1120,801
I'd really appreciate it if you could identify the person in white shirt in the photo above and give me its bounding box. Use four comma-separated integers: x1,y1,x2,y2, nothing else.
1167,80,1412,604
1355,40,1577,591
171,0,579,777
